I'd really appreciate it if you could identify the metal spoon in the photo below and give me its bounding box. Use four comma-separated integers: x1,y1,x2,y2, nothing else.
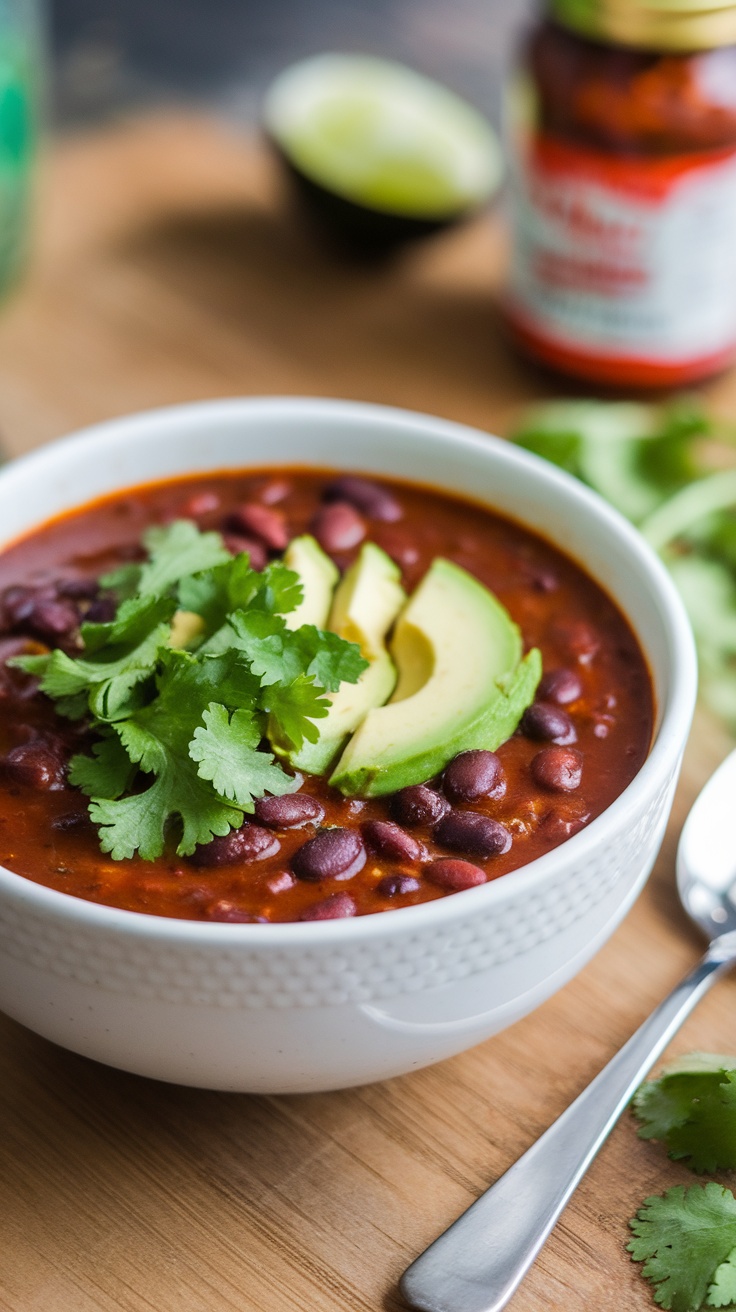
400,749,736,1312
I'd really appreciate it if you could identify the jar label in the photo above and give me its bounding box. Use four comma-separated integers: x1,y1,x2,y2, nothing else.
507,133,736,370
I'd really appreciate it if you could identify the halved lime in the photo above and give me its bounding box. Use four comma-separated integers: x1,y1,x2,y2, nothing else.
264,54,502,247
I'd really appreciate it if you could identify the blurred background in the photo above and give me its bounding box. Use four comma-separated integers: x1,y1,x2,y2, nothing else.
51,0,534,129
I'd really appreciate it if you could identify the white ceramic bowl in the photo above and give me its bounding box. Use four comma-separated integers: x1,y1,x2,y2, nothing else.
0,398,696,1092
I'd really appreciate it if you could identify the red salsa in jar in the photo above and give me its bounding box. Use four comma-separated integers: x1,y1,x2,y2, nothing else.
505,0,736,387
0,468,653,923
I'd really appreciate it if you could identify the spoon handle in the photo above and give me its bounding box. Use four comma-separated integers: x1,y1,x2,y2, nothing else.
400,939,736,1312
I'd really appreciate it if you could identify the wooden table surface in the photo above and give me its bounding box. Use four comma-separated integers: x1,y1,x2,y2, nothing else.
0,112,735,1312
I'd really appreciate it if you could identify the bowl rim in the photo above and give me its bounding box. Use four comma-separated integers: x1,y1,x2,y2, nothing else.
0,395,697,945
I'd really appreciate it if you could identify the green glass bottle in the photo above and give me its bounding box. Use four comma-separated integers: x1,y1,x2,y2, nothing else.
0,0,38,300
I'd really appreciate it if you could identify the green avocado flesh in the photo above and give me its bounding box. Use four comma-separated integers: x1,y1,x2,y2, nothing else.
330,558,542,797
283,535,338,630
290,542,407,775
264,54,502,219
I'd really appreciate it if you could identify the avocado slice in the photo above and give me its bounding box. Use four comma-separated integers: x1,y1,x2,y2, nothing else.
283,534,339,630
168,609,205,649
291,542,407,775
330,558,541,797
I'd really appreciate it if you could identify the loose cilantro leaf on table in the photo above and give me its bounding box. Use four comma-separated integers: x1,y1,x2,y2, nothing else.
12,520,367,860
512,398,736,729
708,1252,736,1308
513,398,709,525
628,1184,736,1312
633,1055,736,1175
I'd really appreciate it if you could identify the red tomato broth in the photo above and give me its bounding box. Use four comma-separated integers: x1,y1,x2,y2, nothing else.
0,468,653,922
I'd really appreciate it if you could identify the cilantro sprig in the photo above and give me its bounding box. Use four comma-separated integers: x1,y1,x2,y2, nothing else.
511,399,736,728
628,1184,736,1312
13,521,367,861
633,1055,736,1175
626,1055,736,1311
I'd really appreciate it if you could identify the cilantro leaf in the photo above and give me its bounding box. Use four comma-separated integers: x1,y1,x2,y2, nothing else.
250,561,304,616
628,1184,736,1312
511,398,736,731
262,675,331,751
99,520,230,601
137,520,231,596
633,1055,736,1174
708,1250,736,1308
69,733,136,799
99,561,142,601
189,703,298,809
228,610,300,684
179,557,303,646
228,612,367,692
513,399,710,526
90,774,242,862
178,554,260,635
93,651,247,859
285,624,368,692
514,399,657,517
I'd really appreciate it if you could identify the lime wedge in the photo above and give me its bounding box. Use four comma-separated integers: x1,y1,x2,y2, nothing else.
264,54,502,222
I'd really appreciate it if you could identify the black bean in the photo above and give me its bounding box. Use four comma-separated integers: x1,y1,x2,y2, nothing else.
531,746,583,792
189,822,280,867
540,806,590,841
537,668,583,705
58,577,100,600
255,793,325,829
529,567,559,594
434,811,512,858
362,820,426,864
266,871,296,894
554,619,600,664
324,475,402,523
376,874,420,897
183,490,220,518
0,638,42,701
259,478,292,505
3,742,67,791
299,892,357,921
443,750,505,803
52,811,90,831
310,502,366,554
84,597,117,624
390,784,449,828
2,585,48,626
31,599,80,639
226,502,289,551
222,533,268,571
292,828,366,882
0,635,37,663
425,859,487,891
1,585,79,641
522,702,577,745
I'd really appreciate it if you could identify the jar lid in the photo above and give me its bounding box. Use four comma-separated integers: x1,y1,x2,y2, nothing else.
551,0,736,49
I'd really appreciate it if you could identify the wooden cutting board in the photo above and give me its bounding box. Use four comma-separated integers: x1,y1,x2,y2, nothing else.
0,112,734,1312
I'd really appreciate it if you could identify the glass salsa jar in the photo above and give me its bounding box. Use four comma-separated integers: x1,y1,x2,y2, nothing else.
504,0,736,387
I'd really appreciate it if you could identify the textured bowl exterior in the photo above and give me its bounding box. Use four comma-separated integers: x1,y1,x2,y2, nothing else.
0,398,696,1091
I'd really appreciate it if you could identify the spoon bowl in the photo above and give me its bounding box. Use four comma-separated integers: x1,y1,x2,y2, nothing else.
678,748,736,940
